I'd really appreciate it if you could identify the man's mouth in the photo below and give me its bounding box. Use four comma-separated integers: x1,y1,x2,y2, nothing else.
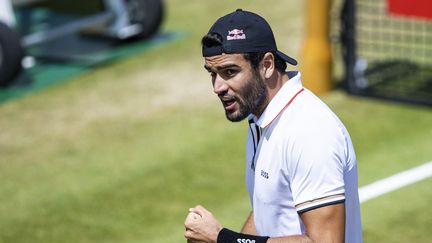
221,97,237,110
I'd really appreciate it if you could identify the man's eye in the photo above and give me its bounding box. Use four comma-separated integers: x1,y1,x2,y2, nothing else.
225,69,236,76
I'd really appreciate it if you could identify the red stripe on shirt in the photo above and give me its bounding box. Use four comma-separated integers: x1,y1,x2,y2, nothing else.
263,88,305,128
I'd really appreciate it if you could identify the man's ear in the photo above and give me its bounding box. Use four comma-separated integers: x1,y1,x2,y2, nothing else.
261,52,276,79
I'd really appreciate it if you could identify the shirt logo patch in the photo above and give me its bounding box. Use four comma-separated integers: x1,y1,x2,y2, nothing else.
227,29,246,40
260,170,269,179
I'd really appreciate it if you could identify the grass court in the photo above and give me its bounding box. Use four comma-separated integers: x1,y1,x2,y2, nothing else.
0,0,431,242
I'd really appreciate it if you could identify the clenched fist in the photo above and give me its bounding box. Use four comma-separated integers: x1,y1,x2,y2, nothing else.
184,205,223,243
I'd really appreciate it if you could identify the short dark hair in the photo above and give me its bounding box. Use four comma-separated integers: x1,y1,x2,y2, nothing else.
201,33,287,73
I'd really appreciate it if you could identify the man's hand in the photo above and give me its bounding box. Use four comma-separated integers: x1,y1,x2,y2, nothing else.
184,205,223,243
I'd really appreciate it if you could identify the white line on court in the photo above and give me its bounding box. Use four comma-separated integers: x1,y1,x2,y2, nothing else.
359,161,432,203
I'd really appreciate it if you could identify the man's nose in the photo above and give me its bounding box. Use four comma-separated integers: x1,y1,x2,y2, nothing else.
213,75,228,95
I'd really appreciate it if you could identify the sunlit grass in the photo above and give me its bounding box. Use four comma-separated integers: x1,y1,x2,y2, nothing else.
0,0,431,242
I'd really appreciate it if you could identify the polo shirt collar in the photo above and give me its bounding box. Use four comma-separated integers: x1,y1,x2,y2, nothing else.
248,71,304,128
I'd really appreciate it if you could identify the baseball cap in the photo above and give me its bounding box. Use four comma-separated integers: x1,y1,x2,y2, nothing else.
202,9,297,65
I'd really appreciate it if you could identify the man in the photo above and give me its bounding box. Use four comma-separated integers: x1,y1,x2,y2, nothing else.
184,9,362,243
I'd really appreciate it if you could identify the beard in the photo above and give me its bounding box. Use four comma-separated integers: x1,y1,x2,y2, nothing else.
225,72,268,122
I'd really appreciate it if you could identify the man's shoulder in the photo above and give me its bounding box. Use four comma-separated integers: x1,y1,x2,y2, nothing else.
278,89,341,129
272,90,351,150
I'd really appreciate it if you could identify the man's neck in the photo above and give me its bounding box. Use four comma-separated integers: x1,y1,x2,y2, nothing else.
253,71,290,119
268,71,290,100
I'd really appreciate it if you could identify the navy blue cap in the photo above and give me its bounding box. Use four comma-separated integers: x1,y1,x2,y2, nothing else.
203,9,297,65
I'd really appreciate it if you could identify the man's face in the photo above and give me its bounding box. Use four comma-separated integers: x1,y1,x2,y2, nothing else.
204,53,268,122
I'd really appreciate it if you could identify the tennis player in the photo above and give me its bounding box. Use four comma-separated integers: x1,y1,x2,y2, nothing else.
184,9,362,243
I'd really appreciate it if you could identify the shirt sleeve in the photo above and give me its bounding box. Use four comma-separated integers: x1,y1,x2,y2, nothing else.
286,118,348,214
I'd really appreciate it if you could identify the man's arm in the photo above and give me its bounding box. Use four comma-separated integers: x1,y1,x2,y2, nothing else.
185,203,345,243
240,211,256,235
267,203,345,243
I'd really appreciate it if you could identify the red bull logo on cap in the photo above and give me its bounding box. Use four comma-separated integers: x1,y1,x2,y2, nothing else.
227,29,246,40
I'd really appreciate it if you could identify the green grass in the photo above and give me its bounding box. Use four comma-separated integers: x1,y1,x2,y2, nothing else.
323,92,432,184
361,177,432,243
0,107,247,242
1,0,431,242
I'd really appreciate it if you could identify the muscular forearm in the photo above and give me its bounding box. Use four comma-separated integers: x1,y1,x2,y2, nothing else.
240,211,257,235
240,212,313,243
267,235,313,243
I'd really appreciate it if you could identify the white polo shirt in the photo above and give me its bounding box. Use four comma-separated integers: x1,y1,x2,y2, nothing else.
245,72,362,242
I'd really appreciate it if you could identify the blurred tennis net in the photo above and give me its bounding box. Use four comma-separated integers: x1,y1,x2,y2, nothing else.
337,0,432,106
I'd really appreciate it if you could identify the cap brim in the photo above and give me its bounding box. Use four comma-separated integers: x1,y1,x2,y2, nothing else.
276,50,297,66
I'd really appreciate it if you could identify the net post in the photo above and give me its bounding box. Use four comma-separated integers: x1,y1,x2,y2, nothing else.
340,0,357,93
300,0,333,95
